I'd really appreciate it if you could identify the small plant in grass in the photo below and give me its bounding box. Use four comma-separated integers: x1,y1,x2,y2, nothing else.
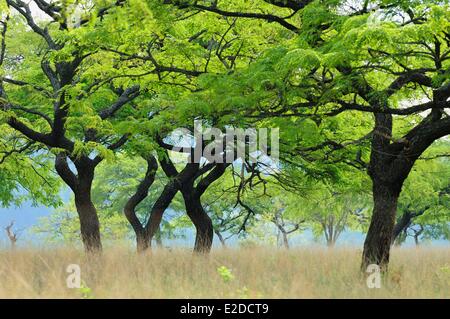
79,281,94,299
440,264,450,275
217,266,234,283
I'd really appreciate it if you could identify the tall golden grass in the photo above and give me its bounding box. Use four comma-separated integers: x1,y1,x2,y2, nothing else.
0,246,448,298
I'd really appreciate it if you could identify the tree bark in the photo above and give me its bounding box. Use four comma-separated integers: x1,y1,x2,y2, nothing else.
136,231,150,252
123,155,157,253
55,154,102,253
182,186,214,253
361,110,449,270
362,180,400,271
362,111,402,271
155,227,164,248
74,188,102,253
145,180,179,246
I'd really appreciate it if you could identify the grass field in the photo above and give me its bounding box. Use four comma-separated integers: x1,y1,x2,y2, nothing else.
0,246,448,298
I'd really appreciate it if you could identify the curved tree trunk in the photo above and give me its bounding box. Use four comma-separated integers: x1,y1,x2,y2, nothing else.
392,208,428,245
182,188,214,253
145,180,179,246
56,154,102,253
123,155,158,253
361,104,450,271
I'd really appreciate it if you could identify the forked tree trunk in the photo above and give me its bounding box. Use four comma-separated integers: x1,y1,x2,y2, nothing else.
358,74,450,272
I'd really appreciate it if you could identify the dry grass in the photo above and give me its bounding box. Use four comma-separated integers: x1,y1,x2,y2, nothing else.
0,246,448,298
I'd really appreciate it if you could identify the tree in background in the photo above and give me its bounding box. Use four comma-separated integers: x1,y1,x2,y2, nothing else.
393,143,450,245
308,192,370,247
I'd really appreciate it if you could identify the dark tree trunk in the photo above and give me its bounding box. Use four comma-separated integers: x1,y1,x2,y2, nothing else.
55,154,102,253
123,155,157,253
182,185,214,253
414,225,424,246
394,230,407,246
145,180,179,246
149,150,228,253
362,112,403,271
392,208,428,245
362,180,400,271
74,188,102,253
135,230,151,253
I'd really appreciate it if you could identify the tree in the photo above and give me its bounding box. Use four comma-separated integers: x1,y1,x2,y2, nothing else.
201,170,261,247
4,220,19,248
181,0,450,269
91,154,187,251
309,193,370,247
1,0,141,252
90,0,296,253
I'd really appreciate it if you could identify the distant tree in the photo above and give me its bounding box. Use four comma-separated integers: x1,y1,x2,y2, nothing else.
307,187,371,247
4,220,19,249
393,147,450,245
